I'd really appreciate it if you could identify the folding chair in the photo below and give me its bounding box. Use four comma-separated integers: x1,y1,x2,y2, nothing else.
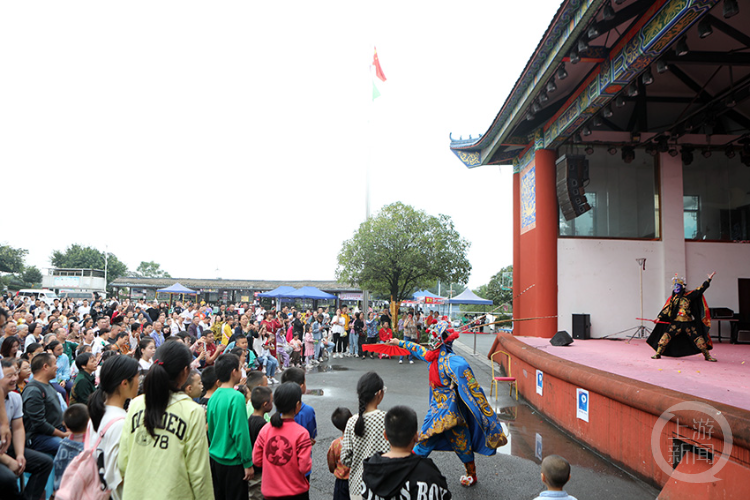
490,350,518,400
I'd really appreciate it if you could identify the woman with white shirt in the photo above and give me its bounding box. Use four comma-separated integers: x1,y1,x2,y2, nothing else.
87,355,140,500
134,338,156,371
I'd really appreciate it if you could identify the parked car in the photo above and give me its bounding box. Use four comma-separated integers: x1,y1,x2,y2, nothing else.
16,289,60,306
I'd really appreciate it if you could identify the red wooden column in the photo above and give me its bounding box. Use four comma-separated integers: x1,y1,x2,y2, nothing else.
512,171,521,334
517,149,558,338
532,149,558,337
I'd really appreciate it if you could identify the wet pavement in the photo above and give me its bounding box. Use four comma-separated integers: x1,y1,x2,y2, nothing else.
290,338,659,500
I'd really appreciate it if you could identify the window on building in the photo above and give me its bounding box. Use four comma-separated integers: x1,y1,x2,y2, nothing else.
559,192,596,236
559,148,659,238
683,154,750,241
684,195,700,239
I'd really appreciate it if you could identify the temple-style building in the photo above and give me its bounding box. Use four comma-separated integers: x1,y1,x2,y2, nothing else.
452,0,750,341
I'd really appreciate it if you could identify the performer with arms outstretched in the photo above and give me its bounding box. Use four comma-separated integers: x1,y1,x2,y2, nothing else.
647,272,717,362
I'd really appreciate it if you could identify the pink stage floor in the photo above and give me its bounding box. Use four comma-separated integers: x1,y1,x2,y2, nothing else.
516,337,750,412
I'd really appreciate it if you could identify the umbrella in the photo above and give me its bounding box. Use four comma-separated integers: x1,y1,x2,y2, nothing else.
362,344,411,356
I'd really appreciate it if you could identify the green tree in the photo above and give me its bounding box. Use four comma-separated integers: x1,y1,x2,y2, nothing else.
50,244,129,290
0,244,28,274
134,261,172,278
21,266,43,286
485,265,513,307
336,202,471,323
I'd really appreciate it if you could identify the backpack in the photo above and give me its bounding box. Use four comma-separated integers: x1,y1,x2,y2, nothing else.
56,416,125,500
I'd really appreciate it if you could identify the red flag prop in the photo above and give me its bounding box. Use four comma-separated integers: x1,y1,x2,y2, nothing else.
362,344,410,356
373,47,387,82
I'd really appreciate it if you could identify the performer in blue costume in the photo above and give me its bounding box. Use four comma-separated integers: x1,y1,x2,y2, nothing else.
389,319,507,487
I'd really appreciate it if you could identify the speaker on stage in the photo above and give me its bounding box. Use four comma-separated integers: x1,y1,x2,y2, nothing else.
550,330,573,346
556,154,591,221
572,314,591,340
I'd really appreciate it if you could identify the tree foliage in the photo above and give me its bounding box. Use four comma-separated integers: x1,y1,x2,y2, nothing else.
134,261,172,278
0,244,28,274
336,202,472,306
484,265,513,307
21,266,43,286
50,244,129,288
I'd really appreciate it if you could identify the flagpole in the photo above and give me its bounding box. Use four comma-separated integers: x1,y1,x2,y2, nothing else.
362,48,374,317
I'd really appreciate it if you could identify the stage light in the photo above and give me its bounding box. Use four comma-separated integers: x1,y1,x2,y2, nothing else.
622,146,635,163
582,125,592,136
701,148,712,158
578,38,589,53
645,143,657,157
547,80,557,93
588,24,600,39
603,104,613,118
724,0,739,19
681,146,694,166
539,92,549,103
557,64,568,80
668,147,679,157
675,38,689,57
532,101,541,113
603,3,615,21
657,60,669,74
585,145,595,155
725,144,736,159
615,95,626,108
698,18,713,38
642,67,654,86
526,111,535,121
608,145,618,155
570,48,580,64
627,85,639,97
657,136,669,153
573,133,582,144
593,115,603,127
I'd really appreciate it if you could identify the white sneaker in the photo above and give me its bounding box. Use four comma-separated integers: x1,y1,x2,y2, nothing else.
410,360,414,364
399,359,403,364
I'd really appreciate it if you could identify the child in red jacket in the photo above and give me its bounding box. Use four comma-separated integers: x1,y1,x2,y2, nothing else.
252,382,311,500
378,322,393,359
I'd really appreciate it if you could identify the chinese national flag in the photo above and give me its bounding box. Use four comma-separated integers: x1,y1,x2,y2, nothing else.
373,47,387,82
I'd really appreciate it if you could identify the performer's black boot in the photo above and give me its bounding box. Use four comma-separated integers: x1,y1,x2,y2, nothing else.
702,349,717,362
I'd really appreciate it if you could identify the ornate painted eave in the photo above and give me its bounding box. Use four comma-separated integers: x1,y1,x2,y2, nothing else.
451,0,721,171
450,0,605,167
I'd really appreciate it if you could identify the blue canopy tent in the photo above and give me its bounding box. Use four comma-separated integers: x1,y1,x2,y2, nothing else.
282,286,337,300
448,289,492,305
413,290,445,300
257,286,297,298
157,283,198,294
156,283,198,305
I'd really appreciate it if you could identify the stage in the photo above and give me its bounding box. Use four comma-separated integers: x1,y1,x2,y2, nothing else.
515,337,750,412
488,332,750,496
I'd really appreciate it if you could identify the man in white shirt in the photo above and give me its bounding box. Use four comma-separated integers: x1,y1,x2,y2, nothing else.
0,359,54,500
77,300,90,318
180,305,195,325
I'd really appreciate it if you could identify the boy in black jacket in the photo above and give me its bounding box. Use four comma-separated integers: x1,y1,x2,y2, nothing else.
362,406,451,500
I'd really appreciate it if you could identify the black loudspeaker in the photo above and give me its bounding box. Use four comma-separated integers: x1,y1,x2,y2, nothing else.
550,330,574,346
556,154,591,221
572,314,591,340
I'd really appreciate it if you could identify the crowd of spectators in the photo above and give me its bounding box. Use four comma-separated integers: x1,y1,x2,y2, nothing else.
0,292,576,500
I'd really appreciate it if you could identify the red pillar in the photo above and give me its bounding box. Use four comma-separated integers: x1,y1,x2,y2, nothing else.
512,171,521,333
516,149,558,338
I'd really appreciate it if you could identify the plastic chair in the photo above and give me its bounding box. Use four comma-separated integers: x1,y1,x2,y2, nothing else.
490,350,518,400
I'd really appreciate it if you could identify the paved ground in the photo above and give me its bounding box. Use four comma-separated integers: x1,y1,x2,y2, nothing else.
294,336,659,500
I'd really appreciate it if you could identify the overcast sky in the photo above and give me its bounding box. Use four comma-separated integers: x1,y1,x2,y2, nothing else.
1,1,562,289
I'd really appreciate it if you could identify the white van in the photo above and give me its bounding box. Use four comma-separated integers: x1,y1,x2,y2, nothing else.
16,289,60,307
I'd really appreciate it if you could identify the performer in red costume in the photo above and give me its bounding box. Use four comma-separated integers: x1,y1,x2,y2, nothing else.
389,318,507,487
